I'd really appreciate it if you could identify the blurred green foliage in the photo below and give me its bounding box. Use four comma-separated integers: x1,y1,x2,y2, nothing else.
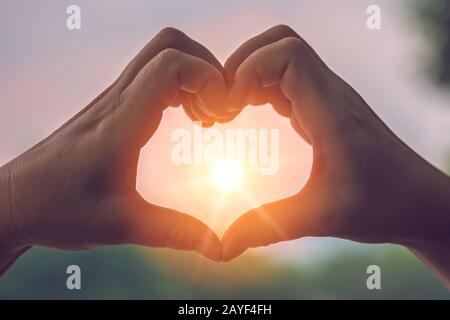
412,0,450,87
0,246,448,299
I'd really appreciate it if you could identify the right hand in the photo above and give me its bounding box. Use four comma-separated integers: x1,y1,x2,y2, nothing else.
221,25,450,265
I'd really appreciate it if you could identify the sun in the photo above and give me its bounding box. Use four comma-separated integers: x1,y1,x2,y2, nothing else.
209,160,245,192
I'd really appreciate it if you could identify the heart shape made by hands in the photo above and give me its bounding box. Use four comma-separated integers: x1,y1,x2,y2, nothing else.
135,25,347,261
136,25,417,262
0,25,439,277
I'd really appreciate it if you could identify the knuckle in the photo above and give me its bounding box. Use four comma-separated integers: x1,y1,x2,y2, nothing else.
157,27,186,46
157,47,182,64
270,24,298,38
278,36,307,54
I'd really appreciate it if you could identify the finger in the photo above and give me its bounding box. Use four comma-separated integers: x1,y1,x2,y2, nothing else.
84,27,227,124
215,110,241,123
49,27,200,140
113,48,228,147
117,27,223,91
228,36,343,143
225,24,330,81
179,93,212,126
182,98,215,128
224,25,311,138
290,115,312,144
184,93,216,123
116,27,235,123
224,25,329,144
258,87,311,144
222,190,325,261
224,24,299,85
103,194,222,261
223,25,299,117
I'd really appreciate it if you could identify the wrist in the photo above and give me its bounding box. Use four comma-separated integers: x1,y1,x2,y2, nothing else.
0,162,31,275
423,166,450,241
0,163,18,250
410,167,450,285
402,164,450,250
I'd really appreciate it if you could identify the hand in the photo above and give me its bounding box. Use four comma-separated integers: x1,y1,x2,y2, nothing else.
221,25,450,279
0,28,230,273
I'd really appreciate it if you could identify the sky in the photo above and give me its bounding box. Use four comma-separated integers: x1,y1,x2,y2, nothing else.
0,0,449,263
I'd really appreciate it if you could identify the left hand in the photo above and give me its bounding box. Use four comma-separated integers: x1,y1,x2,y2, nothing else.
0,28,229,273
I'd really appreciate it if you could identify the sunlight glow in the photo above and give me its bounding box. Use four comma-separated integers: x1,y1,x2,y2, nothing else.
209,160,245,192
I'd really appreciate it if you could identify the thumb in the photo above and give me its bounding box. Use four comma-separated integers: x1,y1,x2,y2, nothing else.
103,194,222,261
222,190,326,261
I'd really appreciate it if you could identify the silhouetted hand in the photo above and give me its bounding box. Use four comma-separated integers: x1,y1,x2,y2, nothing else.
221,25,450,283
0,28,230,274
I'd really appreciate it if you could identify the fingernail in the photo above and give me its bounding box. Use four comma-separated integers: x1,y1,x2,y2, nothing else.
201,120,215,128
